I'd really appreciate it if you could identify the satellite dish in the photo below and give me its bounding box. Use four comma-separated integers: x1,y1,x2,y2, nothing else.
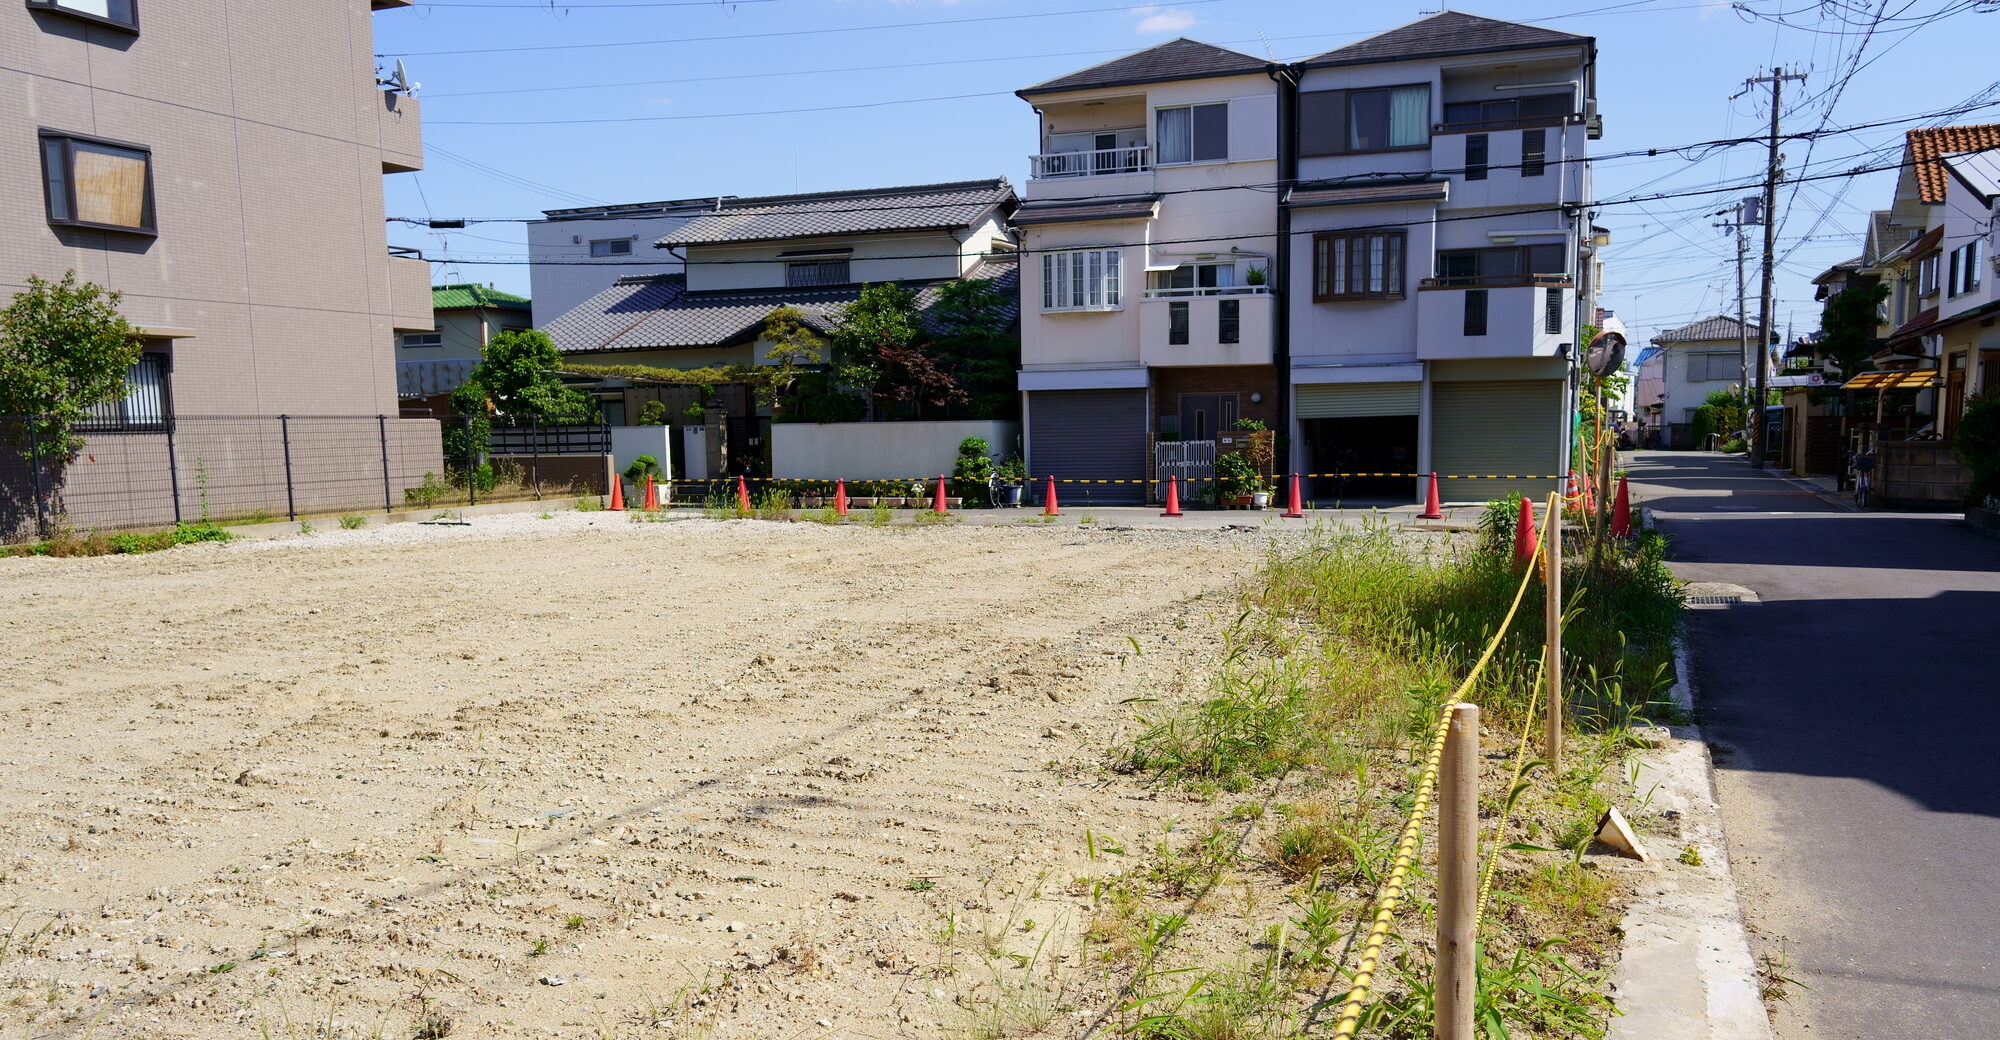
1584,329,1626,378
392,59,417,95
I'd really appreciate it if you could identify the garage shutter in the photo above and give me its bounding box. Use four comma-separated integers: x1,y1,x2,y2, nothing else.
1028,389,1146,503
1296,382,1419,418
1431,380,1564,501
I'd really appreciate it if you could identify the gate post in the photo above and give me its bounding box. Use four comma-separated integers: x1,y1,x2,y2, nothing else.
378,415,393,513
279,414,297,521
164,418,183,526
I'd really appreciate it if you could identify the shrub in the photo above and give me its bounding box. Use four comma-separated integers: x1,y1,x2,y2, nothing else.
1690,404,1718,449
636,400,668,426
1954,394,2000,502
952,436,995,507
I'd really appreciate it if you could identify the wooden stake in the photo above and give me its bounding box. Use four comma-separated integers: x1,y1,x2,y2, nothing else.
1437,702,1480,1040
1545,492,1564,775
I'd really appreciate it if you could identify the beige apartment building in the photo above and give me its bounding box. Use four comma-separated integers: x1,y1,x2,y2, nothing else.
2,0,441,533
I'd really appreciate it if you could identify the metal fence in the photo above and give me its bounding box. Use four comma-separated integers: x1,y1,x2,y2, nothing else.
0,414,611,542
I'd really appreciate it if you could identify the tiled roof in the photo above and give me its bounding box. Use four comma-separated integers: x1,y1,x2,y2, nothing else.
1018,38,1268,97
1288,178,1450,208
1303,12,1590,69
431,283,531,311
1886,306,1939,346
1905,124,2000,204
1009,195,1162,226
544,255,1020,356
1652,315,1770,345
657,179,1015,247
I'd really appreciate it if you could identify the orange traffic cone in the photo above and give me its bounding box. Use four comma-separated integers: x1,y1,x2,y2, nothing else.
643,474,658,510
1161,475,1183,517
834,478,849,516
1513,494,1538,565
1611,475,1633,537
934,474,948,514
1281,472,1305,518
1417,471,1444,520
736,475,751,512
1043,475,1060,516
607,474,625,511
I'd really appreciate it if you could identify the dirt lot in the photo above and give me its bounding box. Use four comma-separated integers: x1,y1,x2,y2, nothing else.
0,513,1270,1038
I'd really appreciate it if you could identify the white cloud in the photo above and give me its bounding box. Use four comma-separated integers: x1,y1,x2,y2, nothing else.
1133,4,1196,34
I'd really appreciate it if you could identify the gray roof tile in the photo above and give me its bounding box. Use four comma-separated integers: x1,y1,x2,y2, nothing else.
1304,12,1590,69
1289,178,1450,208
545,256,1020,356
1018,38,1268,98
1651,315,1772,345
657,179,1015,247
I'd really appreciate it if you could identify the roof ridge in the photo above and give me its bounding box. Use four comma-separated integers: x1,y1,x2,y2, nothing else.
719,178,1010,211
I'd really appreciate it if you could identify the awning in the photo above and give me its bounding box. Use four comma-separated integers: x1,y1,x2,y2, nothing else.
1842,369,1939,390
1288,179,1449,209
1009,194,1160,227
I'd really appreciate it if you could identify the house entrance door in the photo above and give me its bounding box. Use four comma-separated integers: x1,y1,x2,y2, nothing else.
1178,394,1237,444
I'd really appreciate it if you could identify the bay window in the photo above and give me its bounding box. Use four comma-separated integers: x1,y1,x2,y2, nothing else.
1041,249,1122,311
1313,230,1406,301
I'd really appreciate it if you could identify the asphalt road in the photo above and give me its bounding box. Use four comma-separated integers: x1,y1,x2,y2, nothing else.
1625,450,2000,1040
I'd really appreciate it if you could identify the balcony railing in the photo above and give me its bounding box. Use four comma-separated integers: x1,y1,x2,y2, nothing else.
1140,284,1273,300
1419,273,1573,290
1029,145,1152,180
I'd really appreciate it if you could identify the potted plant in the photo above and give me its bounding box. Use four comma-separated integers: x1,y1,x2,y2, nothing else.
1244,265,1268,287
1213,451,1263,508
1233,418,1275,508
993,455,1028,507
622,454,663,506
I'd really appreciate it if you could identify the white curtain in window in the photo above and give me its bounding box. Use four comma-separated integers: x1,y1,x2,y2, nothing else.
1041,254,1055,309
1087,252,1103,307
1156,107,1191,165
1103,251,1121,305
1388,86,1429,148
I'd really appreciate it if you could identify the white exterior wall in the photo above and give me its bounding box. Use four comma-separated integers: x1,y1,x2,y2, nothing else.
1019,72,1278,385
527,213,699,326
1659,341,1737,427
1940,164,1996,324
684,230,971,293
771,420,1020,479
1289,201,1436,369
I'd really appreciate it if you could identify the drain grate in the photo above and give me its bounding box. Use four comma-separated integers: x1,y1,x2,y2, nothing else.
1687,594,1745,605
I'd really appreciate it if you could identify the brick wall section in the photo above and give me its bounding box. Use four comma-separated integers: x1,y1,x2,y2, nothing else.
1145,365,1280,503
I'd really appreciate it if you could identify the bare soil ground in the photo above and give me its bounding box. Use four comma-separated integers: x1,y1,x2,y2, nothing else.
0,514,1272,1039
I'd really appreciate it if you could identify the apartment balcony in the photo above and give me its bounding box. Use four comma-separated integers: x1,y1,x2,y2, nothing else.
388,247,435,333
1030,145,1152,180
379,89,423,174
1139,288,1273,367
1416,276,1571,361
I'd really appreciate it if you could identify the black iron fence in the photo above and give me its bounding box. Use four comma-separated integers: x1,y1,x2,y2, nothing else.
0,414,612,543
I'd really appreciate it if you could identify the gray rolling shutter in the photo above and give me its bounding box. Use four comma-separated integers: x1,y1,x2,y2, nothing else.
1431,380,1564,501
1296,382,1419,419
1028,389,1147,503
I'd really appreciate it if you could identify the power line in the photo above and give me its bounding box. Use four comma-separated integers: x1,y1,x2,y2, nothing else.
379,0,1232,57
402,141,2000,268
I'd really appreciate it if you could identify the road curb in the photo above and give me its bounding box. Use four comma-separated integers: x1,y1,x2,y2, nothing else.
1606,519,1774,1040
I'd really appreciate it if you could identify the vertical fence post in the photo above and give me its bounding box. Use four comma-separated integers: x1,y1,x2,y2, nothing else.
278,414,297,522
1545,492,1564,774
464,415,478,507
1436,702,1480,1040
531,416,542,501
378,415,393,513
164,418,183,526
26,419,51,539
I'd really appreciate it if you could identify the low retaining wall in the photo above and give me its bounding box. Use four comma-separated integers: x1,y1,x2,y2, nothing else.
771,420,1020,479
1878,441,1969,508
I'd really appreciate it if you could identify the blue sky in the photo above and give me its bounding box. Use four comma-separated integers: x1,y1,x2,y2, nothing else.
376,0,2000,348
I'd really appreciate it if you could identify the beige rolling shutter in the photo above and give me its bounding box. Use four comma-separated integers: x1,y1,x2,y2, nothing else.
1431,380,1564,501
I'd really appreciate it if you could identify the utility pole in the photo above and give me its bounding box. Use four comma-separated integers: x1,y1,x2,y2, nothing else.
1714,202,1752,410
1736,67,1805,468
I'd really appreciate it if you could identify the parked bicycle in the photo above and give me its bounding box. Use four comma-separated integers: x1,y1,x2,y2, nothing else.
1850,450,1876,508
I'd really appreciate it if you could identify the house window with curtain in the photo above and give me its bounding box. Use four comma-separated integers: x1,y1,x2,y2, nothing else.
1299,85,1430,155
1156,103,1228,165
1521,129,1547,177
40,131,155,233
1041,249,1122,311
1313,230,1405,301
1948,240,1983,296
1147,262,1236,296
77,352,170,432
1917,252,1941,297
